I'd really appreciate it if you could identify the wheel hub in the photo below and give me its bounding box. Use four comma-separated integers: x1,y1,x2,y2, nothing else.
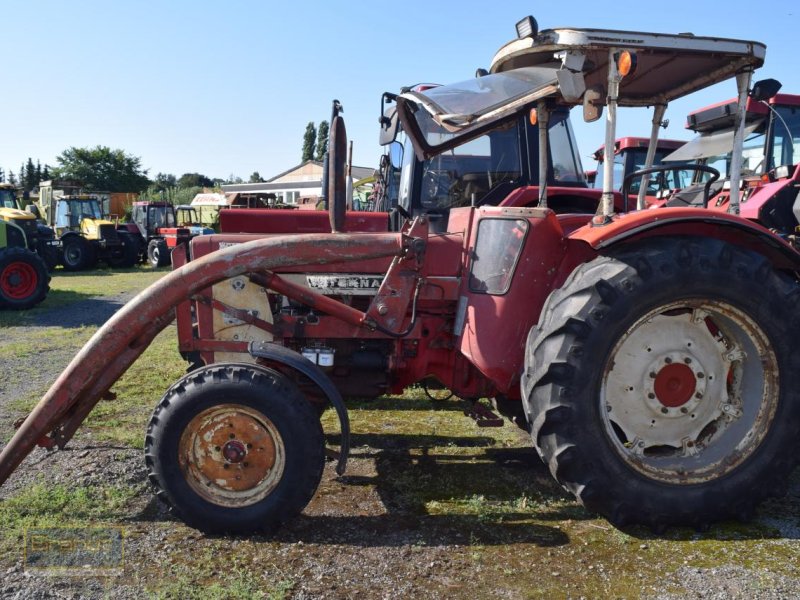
222,439,247,463
179,405,284,506
655,363,695,407
643,351,707,415
605,311,728,448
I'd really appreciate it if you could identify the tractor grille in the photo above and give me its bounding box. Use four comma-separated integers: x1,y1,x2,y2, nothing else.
98,224,120,243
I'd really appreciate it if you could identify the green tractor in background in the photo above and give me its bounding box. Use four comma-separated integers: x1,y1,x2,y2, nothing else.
0,185,49,309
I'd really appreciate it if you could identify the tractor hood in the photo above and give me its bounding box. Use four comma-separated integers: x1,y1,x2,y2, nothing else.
0,207,36,221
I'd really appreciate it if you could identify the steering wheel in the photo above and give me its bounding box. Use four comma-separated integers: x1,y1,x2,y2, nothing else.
328,115,347,232
622,164,720,211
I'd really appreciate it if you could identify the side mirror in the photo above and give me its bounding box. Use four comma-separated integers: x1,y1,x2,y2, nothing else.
583,85,604,123
379,93,399,146
389,141,403,170
750,78,782,102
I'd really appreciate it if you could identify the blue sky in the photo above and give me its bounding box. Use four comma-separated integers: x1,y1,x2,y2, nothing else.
2,1,797,182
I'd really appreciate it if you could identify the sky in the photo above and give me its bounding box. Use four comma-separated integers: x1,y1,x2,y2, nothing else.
2,1,798,182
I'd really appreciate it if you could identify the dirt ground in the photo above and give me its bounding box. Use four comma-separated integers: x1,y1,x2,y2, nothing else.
1,272,799,599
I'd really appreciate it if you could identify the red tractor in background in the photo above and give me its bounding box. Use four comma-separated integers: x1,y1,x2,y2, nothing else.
588,137,692,203
3,18,800,536
654,86,800,237
119,201,193,267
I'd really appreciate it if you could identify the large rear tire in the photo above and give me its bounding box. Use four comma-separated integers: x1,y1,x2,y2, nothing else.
523,237,800,530
105,232,139,268
0,247,50,310
145,364,325,534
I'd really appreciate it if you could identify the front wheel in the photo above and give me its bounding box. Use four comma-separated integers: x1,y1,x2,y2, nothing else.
523,237,800,530
145,364,325,534
147,239,169,268
61,236,96,271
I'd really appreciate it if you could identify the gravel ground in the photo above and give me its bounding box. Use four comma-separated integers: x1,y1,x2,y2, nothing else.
1,279,799,599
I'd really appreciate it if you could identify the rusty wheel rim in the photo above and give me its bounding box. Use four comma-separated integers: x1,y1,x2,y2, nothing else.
179,404,285,507
601,301,778,484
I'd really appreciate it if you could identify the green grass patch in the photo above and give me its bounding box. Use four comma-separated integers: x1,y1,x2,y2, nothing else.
0,325,96,360
83,325,187,447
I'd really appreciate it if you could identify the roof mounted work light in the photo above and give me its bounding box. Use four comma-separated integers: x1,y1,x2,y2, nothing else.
515,16,538,39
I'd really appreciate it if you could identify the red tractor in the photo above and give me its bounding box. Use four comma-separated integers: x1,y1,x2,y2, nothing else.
589,137,692,204
121,201,193,267
3,19,799,535
653,85,800,238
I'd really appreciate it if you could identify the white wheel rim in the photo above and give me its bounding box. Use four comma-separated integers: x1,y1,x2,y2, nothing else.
601,301,778,484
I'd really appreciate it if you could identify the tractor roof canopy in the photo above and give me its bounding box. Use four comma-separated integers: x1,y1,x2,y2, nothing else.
396,25,764,160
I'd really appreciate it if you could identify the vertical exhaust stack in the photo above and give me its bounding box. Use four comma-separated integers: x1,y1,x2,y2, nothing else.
328,113,347,233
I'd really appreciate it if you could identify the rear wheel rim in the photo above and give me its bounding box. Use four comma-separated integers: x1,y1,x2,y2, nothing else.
601,300,778,484
1,261,38,299
178,404,285,507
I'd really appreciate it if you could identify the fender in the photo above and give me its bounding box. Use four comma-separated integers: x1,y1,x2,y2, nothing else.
0,232,403,487
570,207,800,269
249,341,350,475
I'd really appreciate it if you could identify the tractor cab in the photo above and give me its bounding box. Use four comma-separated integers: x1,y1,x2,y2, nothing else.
661,89,800,234
131,201,177,237
590,137,695,204
54,195,106,233
393,19,765,223
384,79,589,229
176,205,214,235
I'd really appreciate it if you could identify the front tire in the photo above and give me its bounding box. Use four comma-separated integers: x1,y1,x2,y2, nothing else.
147,238,169,268
523,237,800,529
145,364,325,534
61,236,96,271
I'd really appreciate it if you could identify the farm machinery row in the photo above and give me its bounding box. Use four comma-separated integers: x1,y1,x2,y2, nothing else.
2,17,800,536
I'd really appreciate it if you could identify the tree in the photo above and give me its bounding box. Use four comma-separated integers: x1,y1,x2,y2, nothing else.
177,173,213,188
153,172,177,191
248,171,264,183
302,122,316,162
8,170,16,186
226,174,243,185
315,120,329,161
0,167,4,183
54,146,150,192
42,164,51,181
24,158,36,192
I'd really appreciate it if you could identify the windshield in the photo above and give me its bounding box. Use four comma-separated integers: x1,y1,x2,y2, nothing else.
177,207,197,225
399,66,560,154
0,189,16,209
398,109,584,215
148,206,176,228
65,199,103,227
769,104,800,169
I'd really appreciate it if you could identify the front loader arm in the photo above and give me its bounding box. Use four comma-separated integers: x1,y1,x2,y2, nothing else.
0,233,403,487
